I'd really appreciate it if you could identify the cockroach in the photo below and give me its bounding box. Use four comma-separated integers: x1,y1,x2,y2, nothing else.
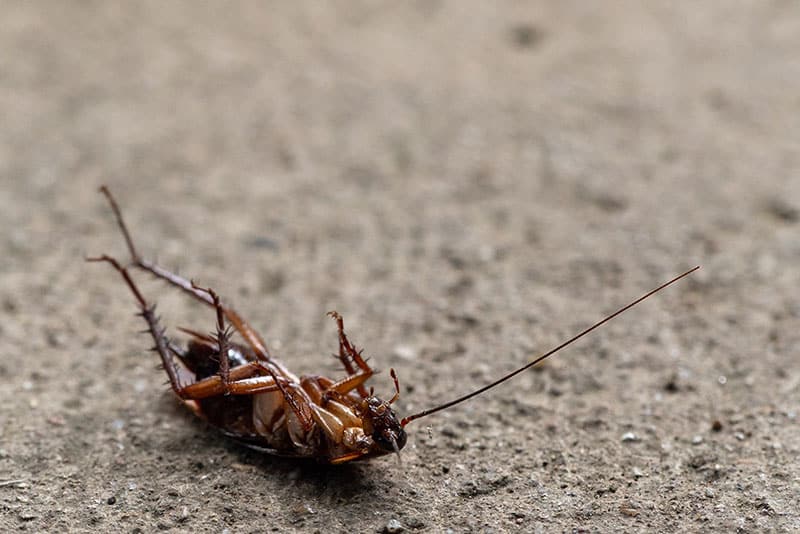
88,186,698,464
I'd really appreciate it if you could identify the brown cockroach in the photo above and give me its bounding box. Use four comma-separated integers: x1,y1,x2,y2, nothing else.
89,187,698,464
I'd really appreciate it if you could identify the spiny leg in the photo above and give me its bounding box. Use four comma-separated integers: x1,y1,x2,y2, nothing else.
98,187,321,433
188,354,315,432
181,365,280,399
245,369,316,435
142,260,273,365
190,282,233,390
188,283,297,401
86,254,186,398
180,288,307,420
327,311,374,373
324,371,373,399
87,256,314,412
326,311,374,398
98,186,279,369
317,366,399,406
169,359,291,400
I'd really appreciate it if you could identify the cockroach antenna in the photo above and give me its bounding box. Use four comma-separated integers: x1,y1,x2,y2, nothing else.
400,266,700,427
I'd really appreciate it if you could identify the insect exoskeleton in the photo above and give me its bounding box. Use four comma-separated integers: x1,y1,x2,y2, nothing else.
90,186,697,464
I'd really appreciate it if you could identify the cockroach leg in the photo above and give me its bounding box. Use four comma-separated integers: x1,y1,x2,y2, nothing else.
143,257,272,362
98,186,279,369
299,375,336,403
147,263,267,360
327,310,360,376
301,377,363,428
388,368,400,405
180,362,269,399
303,375,361,412
329,451,367,465
324,371,374,398
190,282,233,391
94,188,318,432
277,380,316,432
327,311,373,398
86,254,187,398
175,326,216,345
88,255,288,401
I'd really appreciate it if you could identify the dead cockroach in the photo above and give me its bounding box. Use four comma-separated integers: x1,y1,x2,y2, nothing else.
89,186,698,464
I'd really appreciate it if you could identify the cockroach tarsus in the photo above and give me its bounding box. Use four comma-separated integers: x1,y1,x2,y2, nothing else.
89,186,699,464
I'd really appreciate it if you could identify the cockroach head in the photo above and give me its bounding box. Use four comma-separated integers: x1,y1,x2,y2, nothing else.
358,396,407,454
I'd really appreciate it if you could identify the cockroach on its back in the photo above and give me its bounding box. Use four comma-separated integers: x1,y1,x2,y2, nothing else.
89,187,698,464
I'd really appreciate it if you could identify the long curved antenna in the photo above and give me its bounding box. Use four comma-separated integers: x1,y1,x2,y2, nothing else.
400,266,699,427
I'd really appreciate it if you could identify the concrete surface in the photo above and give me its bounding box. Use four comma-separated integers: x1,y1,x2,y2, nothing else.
1,1,799,532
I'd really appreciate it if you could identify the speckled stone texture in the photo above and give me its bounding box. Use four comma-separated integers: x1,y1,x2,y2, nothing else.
2,2,798,532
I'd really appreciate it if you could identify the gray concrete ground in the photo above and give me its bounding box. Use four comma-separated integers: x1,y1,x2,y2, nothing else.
1,2,798,532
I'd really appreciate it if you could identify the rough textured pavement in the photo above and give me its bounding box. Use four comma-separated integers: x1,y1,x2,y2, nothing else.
2,2,799,532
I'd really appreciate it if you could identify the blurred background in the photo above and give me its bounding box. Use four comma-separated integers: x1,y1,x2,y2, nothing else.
1,2,798,532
